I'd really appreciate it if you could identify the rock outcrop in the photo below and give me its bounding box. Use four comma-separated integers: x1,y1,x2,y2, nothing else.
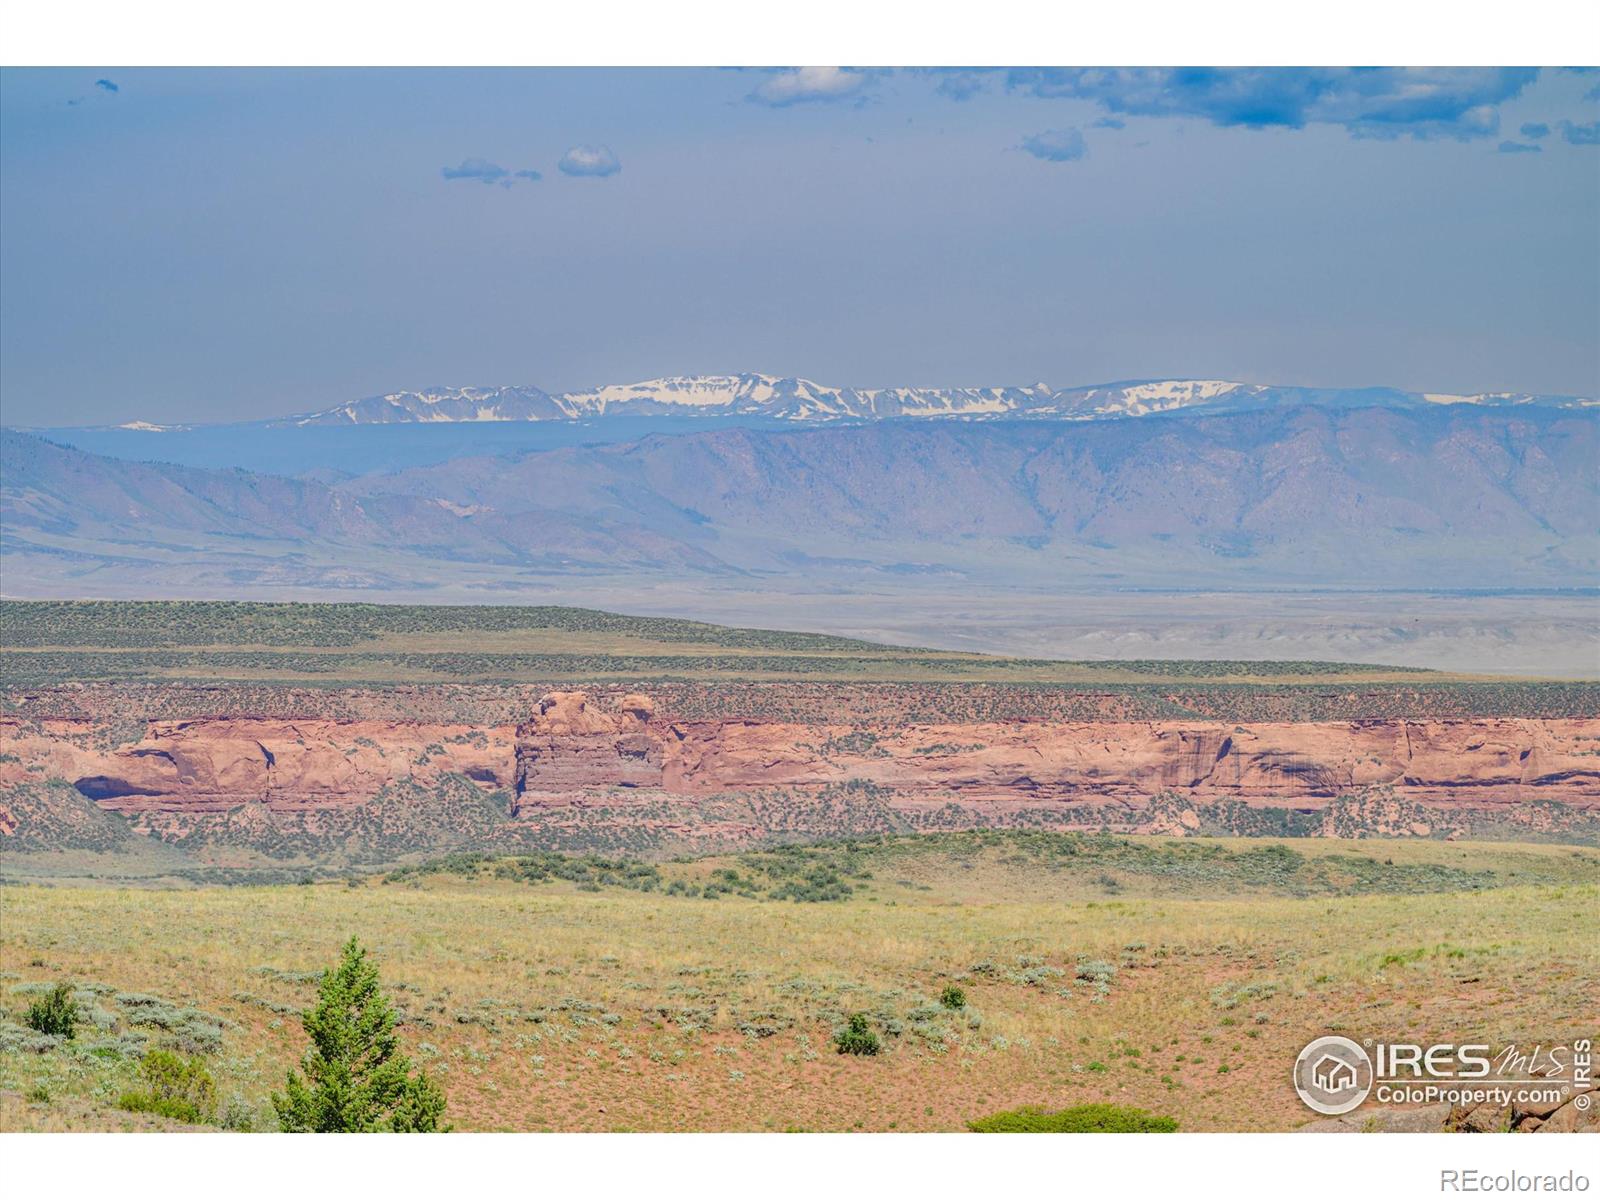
515,692,662,801
1299,1087,1600,1133
3,691,1597,850
508,694,1599,818
0,716,515,814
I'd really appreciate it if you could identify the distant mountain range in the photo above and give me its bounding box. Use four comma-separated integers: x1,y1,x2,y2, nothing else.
5,404,1595,597
88,374,1594,431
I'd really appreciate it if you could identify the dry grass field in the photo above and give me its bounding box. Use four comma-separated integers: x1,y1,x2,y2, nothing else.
3,834,1595,1132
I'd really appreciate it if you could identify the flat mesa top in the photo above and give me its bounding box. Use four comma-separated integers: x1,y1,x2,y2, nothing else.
0,599,1459,687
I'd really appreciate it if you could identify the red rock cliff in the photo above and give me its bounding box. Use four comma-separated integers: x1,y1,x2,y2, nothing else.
3,691,1596,832
509,692,1599,815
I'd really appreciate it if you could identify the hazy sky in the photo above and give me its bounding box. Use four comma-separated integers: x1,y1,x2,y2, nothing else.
2,67,1597,426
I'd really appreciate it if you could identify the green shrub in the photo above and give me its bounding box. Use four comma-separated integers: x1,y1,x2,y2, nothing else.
939,984,967,1010
23,983,79,1039
968,1103,1178,1133
834,1013,881,1056
220,1094,256,1131
118,1049,218,1124
272,937,447,1132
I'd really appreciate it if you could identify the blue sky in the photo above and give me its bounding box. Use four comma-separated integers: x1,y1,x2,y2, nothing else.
1,66,1596,425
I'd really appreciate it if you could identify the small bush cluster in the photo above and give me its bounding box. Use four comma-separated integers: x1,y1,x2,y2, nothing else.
938,984,966,1010
1074,959,1117,984
768,864,855,903
1209,981,1277,1010
834,1013,881,1056
968,1104,1179,1133
0,1020,62,1054
118,1049,218,1124
816,730,884,757
739,843,874,902
24,983,80,1039
386,847,869,904
692,868,763,900
115,993,229,1054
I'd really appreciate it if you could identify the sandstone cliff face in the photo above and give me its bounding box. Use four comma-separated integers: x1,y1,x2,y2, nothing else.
514,692,661,801
513,692,1599,813
0,716,515,814
3,692,1597,843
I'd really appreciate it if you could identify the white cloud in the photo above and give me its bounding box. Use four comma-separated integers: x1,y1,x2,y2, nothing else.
1020,128,1087,163
442,158,511,186
1007,68,1536,141
750,67,866,108
558,145,621,178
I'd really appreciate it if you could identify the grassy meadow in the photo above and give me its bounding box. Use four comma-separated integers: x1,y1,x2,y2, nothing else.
2,833,1595,1132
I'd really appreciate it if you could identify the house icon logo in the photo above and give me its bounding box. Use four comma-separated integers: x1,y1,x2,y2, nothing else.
1312,1054,1358,1093
1294,1036,1374,1115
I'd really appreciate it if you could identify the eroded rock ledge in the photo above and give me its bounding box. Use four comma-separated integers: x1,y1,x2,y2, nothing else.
508,690,1599,821
3,690,1597,846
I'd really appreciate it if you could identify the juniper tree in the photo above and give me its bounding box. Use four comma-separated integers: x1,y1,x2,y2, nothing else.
272,937,446,1132
24,982,79,1040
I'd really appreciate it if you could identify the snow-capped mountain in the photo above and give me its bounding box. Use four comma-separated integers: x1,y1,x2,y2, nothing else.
115,420,195,432
550,375,868,420
267,375,1065,425
251,373,1594,427
9,403,1596,596
277,385,567,425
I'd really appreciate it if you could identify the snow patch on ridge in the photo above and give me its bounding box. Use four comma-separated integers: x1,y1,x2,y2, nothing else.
229,375,1596,428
